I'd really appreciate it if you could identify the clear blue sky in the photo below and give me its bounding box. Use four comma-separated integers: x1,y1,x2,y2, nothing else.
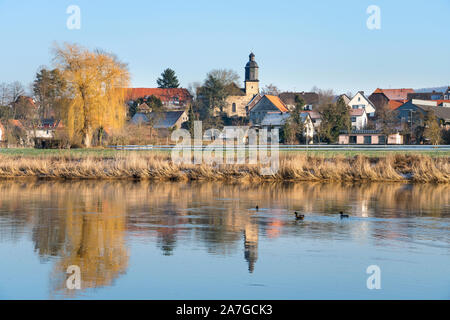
0,0,448,95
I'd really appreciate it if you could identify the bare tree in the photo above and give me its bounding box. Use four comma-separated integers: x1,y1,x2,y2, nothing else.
206,69,240,86
0,83,11,106
9,81,25,104
315,88,335,112
261,84,280,95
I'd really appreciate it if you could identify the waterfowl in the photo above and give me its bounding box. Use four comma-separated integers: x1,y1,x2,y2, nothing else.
256,205,259,211
340,211,349,219
294,212,305,221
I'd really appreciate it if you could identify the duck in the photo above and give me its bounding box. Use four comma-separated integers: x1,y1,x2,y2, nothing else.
256,205,259,211
340,211,349,219
294,212,305,221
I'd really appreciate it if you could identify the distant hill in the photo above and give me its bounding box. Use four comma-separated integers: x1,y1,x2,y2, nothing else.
415,86,448,93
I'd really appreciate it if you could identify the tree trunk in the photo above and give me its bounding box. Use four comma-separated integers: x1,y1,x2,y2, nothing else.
82,127,92,148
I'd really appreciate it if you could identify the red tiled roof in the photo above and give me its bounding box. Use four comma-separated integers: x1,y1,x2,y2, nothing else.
388,100,407,110
125,88,192,104
265,95,289,113
372,88,414,101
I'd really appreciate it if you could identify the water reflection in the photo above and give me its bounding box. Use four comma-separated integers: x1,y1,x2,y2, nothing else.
0,181,449,298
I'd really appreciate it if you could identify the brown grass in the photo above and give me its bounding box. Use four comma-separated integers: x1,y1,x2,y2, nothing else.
0,153,448,183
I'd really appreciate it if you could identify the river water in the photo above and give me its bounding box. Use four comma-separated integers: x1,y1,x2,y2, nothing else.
0,181,448,299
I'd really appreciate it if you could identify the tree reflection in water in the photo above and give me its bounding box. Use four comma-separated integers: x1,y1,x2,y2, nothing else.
0,180,448,296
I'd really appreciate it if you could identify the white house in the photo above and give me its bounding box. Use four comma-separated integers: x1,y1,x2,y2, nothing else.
260,112,315,141
350,108,368,130
348,91,376,117
304,111,321,129
0,123,4,141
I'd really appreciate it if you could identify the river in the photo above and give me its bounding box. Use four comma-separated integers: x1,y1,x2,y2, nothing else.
0,181,448,299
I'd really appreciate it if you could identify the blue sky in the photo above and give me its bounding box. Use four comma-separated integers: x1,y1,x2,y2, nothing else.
0,0,448,95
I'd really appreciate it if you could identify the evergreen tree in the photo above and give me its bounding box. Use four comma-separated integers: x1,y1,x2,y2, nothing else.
318,97,350,143
33,68,67,119
157,68,180,88
187,105,196,136
146,95,163,112
281,118,296,144
294,95,305,111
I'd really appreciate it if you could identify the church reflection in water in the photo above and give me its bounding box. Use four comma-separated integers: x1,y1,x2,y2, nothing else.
0,180,448,295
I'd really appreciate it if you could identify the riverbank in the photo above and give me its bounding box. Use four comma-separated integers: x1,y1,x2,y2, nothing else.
0,152,449,183
1,147,450,158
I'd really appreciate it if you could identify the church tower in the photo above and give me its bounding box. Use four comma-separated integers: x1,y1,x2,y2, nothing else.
245,52,259,96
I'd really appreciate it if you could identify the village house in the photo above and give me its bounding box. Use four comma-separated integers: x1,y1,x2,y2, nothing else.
443,87,450,100
396,99,450,128
435,100,450,107
260,113,291,130
334,94,351,105
32,119,62,139
126,88,192,110
31,119,64,148
339,130,403,145
278,91,319,111
260,112,315,141
350,108,368,130
131,110,188,130
135,102,152,114
407,91,444,101
245,94,263,115
369,88,414,112
302,110,321,128
248,95,289,125
347,91,376,117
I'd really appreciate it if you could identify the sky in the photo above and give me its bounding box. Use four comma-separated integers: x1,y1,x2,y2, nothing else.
0,0,449,95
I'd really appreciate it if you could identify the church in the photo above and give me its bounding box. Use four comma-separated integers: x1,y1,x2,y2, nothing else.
222,52,260,118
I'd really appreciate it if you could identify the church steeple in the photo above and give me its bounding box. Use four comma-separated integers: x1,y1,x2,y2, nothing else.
245,52,259,82
244,52,259,96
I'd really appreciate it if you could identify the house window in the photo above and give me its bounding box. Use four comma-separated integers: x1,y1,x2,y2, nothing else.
364,136,372,144
351,116,357,122
232,103,236,113
352,105,358,109
379,135,386,144
349,136,357,144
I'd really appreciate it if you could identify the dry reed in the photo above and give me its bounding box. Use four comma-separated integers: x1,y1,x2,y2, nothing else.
0,153,448,183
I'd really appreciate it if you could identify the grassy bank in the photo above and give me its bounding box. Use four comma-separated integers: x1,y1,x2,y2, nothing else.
0,150,449,183
1,147,450,158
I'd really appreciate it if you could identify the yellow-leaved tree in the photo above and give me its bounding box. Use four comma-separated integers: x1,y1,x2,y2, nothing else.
53,43,130,147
